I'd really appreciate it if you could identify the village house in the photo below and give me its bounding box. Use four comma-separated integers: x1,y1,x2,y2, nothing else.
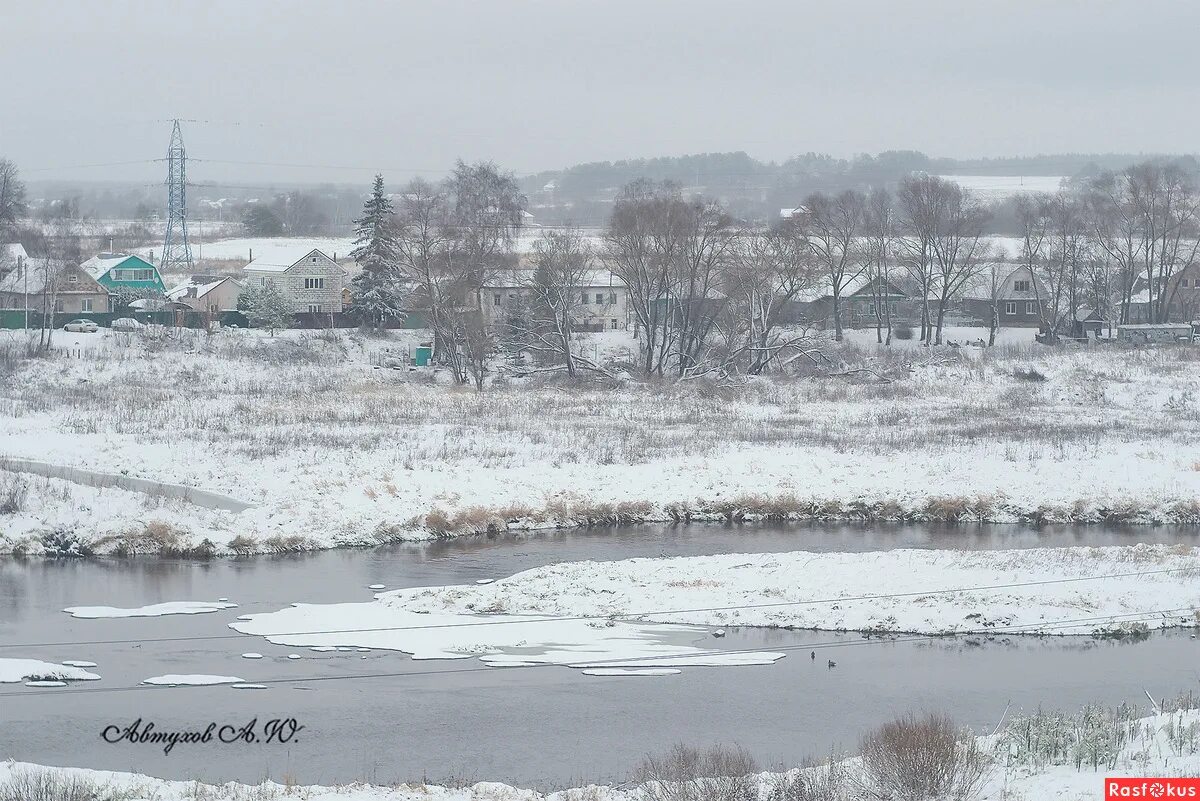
242,247,346,314
165,275,243,314
79,252,166,296
481,270,628,331
0,257,111,314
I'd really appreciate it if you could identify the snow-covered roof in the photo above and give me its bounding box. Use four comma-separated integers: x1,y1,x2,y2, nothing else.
486,269,626,289
80,253,147,281
0,258,53,293
242,247,329,273
166,277,236,301
0,243,29,266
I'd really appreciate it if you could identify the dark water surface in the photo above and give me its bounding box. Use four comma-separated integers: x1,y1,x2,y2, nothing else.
1,523,1197,788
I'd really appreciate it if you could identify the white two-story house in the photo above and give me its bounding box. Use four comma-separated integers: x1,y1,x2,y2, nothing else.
241,247,346,314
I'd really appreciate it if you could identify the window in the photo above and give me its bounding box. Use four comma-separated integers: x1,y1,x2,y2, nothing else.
209,304,218,313
1026,301,1036,315
596,292,604,305
1183,279,1191,288
80,298,93,312
1004,301,1016,315
1014,279,1031,292
890,302,898,315
259,278,267,287
867,302,876,316
610,319,618,330
308,304,322,313
304,278,325,290
67,274,78,284
311,257,318,263
493,293,501,306
581,293,589,304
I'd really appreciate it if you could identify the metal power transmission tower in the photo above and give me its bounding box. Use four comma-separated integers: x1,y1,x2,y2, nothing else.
161,119,193,271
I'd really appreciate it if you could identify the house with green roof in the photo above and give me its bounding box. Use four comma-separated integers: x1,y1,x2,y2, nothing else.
79,253,166,295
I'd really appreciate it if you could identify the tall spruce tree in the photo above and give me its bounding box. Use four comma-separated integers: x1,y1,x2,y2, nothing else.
350,175,406,327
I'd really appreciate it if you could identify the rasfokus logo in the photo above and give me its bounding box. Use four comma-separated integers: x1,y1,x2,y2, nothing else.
1106,778,1200,798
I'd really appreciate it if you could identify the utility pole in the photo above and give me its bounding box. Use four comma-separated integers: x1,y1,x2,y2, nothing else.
20,254,27,332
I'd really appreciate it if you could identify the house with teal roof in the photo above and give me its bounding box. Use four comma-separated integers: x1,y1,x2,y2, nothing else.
79,253,166,295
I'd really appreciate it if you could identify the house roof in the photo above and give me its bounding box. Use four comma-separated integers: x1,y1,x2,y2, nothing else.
80,253,154,281
485,269,626,289
242,247,329,273
0,259,103,294
0,243,29,267
166,276,237,301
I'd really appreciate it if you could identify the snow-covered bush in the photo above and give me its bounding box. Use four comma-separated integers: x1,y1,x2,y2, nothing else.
0,473,27,514
858,713,991,801
0,766,133,801
634,744,759,801
1003,703,1145,771
39,528,93,557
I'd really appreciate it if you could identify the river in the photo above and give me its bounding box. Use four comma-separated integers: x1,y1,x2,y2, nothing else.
1,522,1197,788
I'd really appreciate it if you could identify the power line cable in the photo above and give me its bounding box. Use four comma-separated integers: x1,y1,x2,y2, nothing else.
2,566,1193,651
2,607,1189,700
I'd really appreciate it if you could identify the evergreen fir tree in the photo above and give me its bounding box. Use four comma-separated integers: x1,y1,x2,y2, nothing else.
349,175,406,327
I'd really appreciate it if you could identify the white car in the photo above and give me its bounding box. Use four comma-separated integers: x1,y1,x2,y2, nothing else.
111,317,144,332
62,319,99,333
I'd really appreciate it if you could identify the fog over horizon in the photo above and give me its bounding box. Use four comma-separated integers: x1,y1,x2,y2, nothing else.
4,0,1200,186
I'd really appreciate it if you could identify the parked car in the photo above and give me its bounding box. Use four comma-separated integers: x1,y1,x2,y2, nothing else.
111,317,144,332
62,319,99,333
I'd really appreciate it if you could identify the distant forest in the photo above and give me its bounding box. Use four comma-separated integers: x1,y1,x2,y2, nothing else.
519,150,1191,228
22,150,1195,235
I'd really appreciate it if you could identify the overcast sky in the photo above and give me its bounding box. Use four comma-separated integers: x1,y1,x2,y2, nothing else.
3,0,1199,186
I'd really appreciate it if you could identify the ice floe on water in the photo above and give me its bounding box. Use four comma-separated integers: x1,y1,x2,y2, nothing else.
60,660,98,668
142,674,245,686
24,680,68,687
0,659,101,683
368,584,386,590
228,596,785,677
240,653,263,659
231,683,267,690
580,668,682,677
63,601,238,619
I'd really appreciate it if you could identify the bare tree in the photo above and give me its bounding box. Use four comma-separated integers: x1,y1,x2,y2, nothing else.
0,159,27,241
392,178,466,380
671,199,738,376
509,227,600,376
929,187,990,344
446,160,524,312
604,180,690,377
863,188,897,345
1086,172,1145,324
801,189,866,342
728,221,819,374
897,175,950,343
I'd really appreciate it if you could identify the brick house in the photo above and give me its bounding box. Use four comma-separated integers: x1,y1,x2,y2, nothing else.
481,270,628,331
165,275,244,313
242,247,346,314
0,258,111,314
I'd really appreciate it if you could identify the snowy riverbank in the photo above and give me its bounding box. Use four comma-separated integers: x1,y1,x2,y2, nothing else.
4,706,1198,801
228,546,1200,665
4,328,1200,556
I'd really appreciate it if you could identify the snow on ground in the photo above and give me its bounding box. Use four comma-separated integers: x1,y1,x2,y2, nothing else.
229,597,785,674
3,708,1198,801
0,658,100,683
62,601,238,618
191,236,355,262
938,175,1066,202
4,326,1200,556
389,544,1200,635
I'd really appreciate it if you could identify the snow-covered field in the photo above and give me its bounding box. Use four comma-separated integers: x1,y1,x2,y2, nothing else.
4,705,1197,801
938,174,1067,202
190,235,356,262
3,326,1200,557
375,544,1200,636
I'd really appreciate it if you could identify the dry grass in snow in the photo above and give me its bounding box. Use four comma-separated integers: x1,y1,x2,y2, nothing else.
3,327,1200,555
